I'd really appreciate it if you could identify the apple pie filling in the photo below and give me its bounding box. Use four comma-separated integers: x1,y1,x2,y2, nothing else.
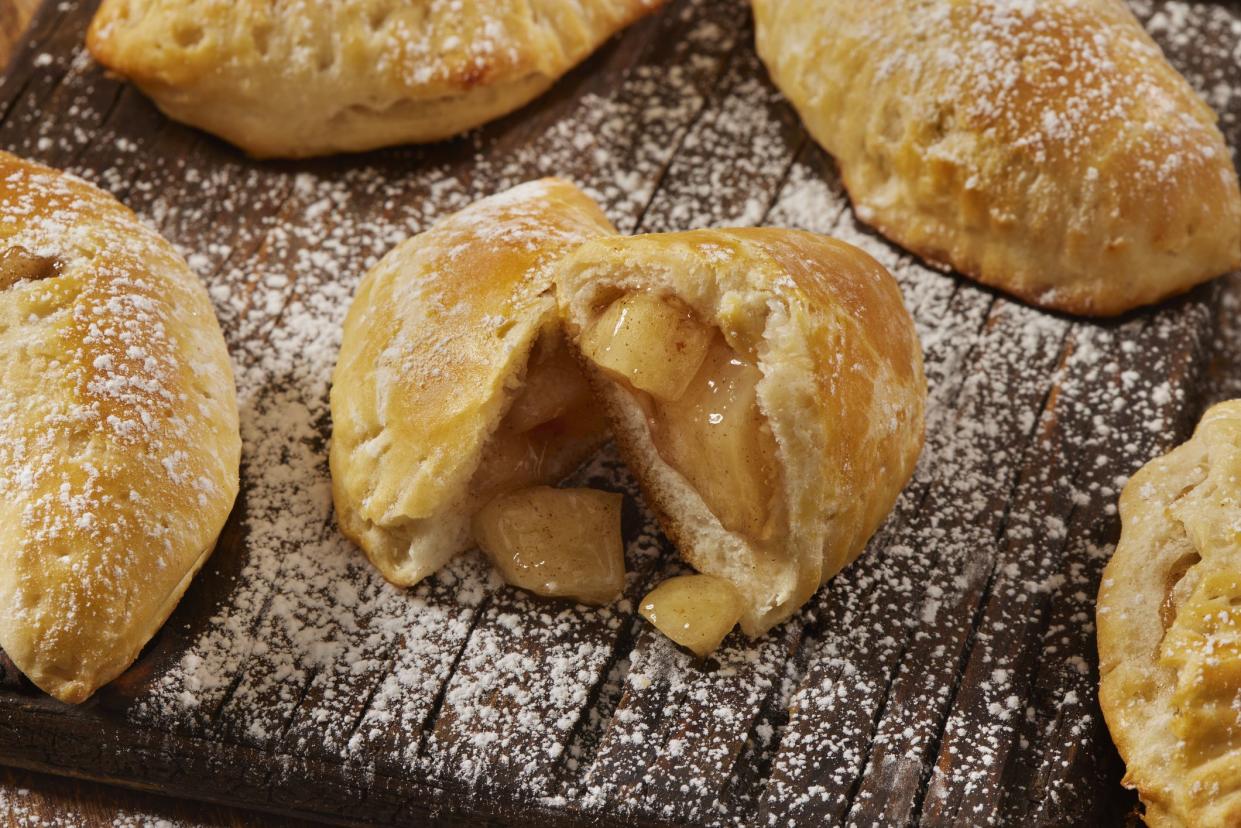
472,486,624,605
460,294,784,628
640,573,745,657
469,329,605,504
580,292,783,542
467,330,624,604
0,245,60,291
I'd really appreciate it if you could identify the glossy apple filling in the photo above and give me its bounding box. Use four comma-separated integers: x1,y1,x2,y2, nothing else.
467,331,622,603
0,245,60,291
472,486,625,605
469,330,605,505
640,573,745,657
581,293,782,541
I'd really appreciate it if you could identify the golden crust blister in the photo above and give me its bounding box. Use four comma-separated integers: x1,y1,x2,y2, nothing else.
0,152,240,704
1100,400,1241,827
753,0,1241,316
329,178,618,587
555,229,926,635
87,0,664,157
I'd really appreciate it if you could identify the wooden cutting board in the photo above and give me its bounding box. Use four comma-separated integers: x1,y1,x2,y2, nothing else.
1,1,1239,825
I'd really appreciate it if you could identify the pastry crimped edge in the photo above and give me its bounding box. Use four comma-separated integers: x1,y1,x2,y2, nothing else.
0,151,240,703
556,228,926,635
1099,400,1241,827
87,0,664,158
751,0,1241,317
329,178,617,587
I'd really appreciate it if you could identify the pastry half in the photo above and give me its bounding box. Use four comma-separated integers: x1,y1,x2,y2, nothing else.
555,229,926,635
87,0,664,158
752,0,1241,316
0,152,240,704
330,178,618,587
1099,400,1241,827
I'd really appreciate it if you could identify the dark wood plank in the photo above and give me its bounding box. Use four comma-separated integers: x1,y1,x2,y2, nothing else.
998,304,1211,827
0,765,306,828
568,32,812,824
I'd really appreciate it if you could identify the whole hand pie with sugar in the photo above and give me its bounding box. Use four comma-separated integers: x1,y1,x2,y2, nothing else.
0,152,240,704
1099,400,1241,827
752,0,1241,316
87,0,664,158
330,178,618,591
556,229,926,635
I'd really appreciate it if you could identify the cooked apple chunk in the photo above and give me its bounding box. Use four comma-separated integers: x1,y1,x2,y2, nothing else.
472,486,625,605
649,334,780,539
504,331,595,433
469,333,607,504
579,293,713,402
640,573,745,656
577,293,780,541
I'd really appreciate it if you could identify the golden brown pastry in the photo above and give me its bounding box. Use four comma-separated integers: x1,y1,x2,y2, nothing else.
556,229,926,635
752,0,1241,316
0,152,240,704
87,0,664,158
330,178,618,588
1099,400,1241,827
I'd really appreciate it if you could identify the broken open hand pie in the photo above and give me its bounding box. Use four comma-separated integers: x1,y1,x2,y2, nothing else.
331,182,926,651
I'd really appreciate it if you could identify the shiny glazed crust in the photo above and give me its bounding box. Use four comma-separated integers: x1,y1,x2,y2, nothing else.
555,229,926,635
86,0,663,157
752,0,1241,316
329,178,617,587
0,152,240,704
1099,400,1241,827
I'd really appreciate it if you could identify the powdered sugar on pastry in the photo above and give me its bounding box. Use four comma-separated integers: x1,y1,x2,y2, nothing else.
86,0,666,156
0,152,240,704
752,0,1241,315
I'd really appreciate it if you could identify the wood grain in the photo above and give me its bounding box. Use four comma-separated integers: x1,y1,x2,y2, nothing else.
0,1,1238,826
0,766,310,828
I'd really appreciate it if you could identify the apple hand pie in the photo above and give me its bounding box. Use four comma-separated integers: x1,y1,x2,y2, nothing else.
752,0,1241,316
330,178,619,591
0,152,240,704
1100,400,1241,828
87,0,664,158
556,229,926,635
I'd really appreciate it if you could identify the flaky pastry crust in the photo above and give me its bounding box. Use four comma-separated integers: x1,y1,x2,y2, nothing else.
330,178,617,587
556,229,926,634
87,0,663,157
1100,400,1241,827
752,0,1241,316
0,152,240,704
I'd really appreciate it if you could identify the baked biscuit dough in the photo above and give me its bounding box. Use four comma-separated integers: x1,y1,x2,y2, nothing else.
752,0,1241,316
0,152,240,704
87,0,663,158
556,229,926,634
1100,400,1241,827
330,178,617,587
